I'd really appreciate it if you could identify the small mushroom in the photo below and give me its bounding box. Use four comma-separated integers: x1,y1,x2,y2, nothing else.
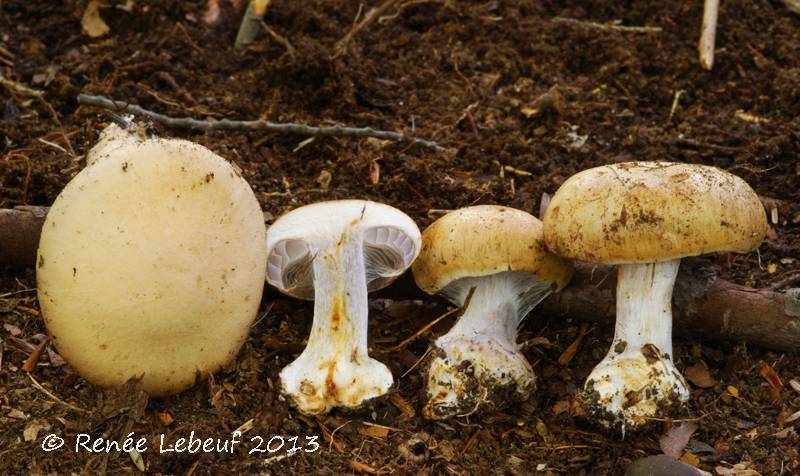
266,200,420,414
412,205,573,419
544,162,767,432
37,125,267,396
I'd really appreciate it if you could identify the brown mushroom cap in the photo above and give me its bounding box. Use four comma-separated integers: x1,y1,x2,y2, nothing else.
412,205,573,294
543,162,767,264
37,138,267,396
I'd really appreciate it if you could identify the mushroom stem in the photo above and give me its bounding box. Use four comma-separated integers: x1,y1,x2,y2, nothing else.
581,260,690,432
279,230,392,414
423,272,552,419
612,261,678,359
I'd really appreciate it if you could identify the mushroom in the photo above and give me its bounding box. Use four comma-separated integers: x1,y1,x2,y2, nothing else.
37,125,267,396
412,205,573,419
266,200,420,414
543,162,767,431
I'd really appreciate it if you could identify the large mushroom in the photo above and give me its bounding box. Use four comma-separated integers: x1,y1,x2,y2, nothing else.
543,162,767,431
412,205,573,419
37,125,267,396
266,200,420,414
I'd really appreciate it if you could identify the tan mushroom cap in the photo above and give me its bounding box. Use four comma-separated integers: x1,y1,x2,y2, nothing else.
412,205,573,294
543,162,767,264
37,137,267,397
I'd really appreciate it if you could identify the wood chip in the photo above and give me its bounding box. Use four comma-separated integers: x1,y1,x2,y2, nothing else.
388,393,415,418
81,0,110,37
359,424,390,439
684,361,717,388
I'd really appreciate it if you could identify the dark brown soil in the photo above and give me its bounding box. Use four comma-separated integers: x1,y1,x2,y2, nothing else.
2,0,800,474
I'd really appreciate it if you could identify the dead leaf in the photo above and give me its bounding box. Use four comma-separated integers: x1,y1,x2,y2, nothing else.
23,419,50,442
660,422,698,458
521,86,565,118
680,452,700,467
771,427,796,439
129,449,145,472
726,385,739,398
317,170,332,190
535,420,549,442
784,409,800,424
349,460,379,474
3,323,23,336
715,463,762,475
7,409,27,419
46,347,66,367
759,364,783,402
81,1,110,38
22,338,48,372
767,262,778,274
788,378,800,394
157,412,174,426
684,362,716,388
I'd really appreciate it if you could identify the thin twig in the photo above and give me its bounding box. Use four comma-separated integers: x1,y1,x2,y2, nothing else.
388,307,461,352
333,0,401,58
77,93,447,152
699,0,719,70
552,17,662,33
260,21,295,56
389,286,477,352
666,89,685,124
28,373,89,414
399,347,431,379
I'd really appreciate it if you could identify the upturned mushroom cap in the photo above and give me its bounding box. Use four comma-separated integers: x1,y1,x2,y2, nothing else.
412,205,573,294
37,136,267,396
543,162,767,264
266,200,421,299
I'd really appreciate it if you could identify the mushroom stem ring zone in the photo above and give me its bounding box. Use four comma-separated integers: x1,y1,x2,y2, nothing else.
266,200,420,414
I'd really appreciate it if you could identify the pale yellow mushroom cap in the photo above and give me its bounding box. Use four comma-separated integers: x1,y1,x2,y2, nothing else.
37,135,267,396
543,162,767,264
412,205,573,294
